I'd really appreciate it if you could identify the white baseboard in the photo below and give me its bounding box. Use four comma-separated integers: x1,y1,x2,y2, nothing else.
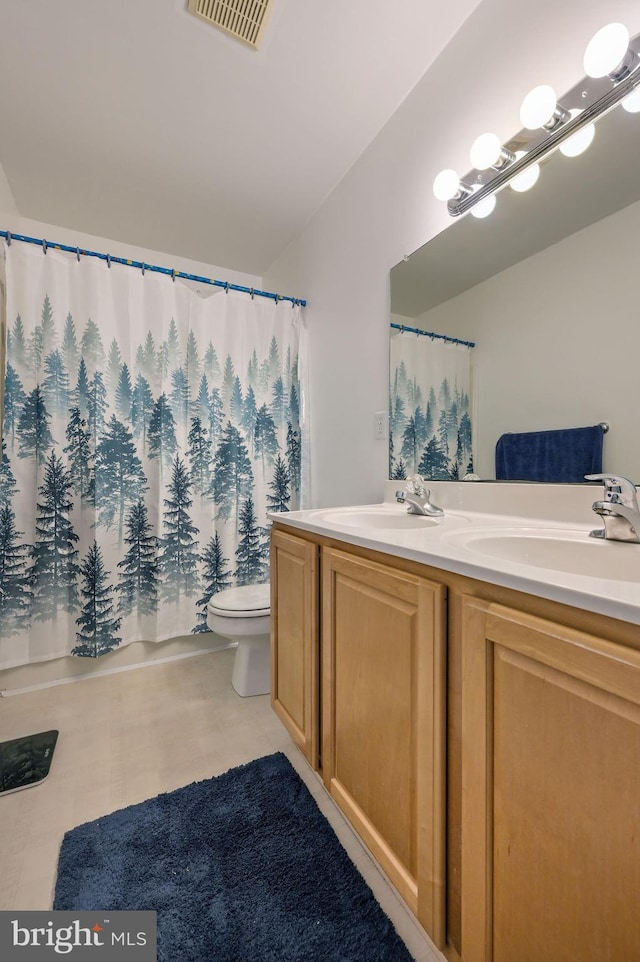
0,640,237,697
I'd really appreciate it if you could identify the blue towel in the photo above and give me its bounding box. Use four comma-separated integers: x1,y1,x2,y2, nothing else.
495,425,604,483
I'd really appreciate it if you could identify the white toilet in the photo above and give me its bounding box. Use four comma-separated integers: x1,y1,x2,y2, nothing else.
207,583,271,697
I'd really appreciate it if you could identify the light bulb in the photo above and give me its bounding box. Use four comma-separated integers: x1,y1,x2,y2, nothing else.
509,152,540,192
520,85,558,129
621,87,640,113
583,22,629,78
433,168,460,201
470,194,496,218
470,132,502,170
559,110,595,157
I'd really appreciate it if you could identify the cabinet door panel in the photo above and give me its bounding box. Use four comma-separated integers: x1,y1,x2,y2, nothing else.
270,530,319,767
322,547,446,946
462,598,640,962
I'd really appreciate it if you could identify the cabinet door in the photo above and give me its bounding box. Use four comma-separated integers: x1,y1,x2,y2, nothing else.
461,597,640,962
270,529,319,767
322,547,446,947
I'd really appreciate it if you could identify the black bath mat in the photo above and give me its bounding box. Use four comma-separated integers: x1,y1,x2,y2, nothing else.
0,729,58,796
54,751,416,961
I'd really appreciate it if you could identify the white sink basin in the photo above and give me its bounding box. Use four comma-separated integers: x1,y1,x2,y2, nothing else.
444,526,640,582
310,506,441,530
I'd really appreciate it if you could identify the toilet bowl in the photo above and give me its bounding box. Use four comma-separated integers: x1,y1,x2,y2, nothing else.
207,583,271,697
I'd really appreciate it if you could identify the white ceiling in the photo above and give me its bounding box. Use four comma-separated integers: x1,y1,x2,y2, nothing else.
0,0,479,276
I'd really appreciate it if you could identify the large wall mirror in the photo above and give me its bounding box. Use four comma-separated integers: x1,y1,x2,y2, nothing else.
390,102,640,483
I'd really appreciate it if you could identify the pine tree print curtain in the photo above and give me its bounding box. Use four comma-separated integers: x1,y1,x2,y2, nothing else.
389,329,474,480
0,241,308,669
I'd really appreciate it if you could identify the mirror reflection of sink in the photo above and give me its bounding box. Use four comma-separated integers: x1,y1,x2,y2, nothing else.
444,526,640,582
312,507,441,530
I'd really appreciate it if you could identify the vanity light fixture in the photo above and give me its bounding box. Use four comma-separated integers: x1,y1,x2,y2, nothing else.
519,85,569,130
621,86,640,112
469,132,515,171
434,22,640,218
558,111,595,157
470,194,496,219
508,152,540,192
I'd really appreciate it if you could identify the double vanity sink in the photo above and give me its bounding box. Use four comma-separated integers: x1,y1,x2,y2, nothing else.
277,480,640,625
312,505,636,579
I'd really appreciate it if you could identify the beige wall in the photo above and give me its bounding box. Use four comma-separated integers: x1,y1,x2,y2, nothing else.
0,160,18,223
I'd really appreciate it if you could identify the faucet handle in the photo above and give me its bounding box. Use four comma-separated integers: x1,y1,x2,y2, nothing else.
585,473,639,508
406,473,426,496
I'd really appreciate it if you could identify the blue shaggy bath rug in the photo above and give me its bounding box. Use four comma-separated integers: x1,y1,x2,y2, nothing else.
54,751,416,961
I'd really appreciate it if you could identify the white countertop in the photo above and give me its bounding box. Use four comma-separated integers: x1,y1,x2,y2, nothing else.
269,481,640,627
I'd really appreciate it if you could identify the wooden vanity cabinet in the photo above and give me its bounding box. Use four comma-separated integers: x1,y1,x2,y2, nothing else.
270,521,640,962
270,528,319,767
460,597,640,962
321,547,447,946
270,525,447,949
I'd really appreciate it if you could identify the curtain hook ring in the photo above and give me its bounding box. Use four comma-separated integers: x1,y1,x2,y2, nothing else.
42,239,47,255
76,247,81,262
249,287,254,299
225,281,229,293
6,231,11,246
275,293,280,304
171,268,176,282
141,262,145,275
106,253,111,269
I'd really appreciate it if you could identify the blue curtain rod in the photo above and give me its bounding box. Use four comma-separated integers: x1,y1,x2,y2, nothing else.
390,321,475,349
0,229,307,307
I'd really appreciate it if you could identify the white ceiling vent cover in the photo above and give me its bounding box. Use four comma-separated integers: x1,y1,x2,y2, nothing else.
187,0,275,49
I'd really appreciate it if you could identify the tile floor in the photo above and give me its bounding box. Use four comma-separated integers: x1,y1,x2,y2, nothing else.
0,648,445,962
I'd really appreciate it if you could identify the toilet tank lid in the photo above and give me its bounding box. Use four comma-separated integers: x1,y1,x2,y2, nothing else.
208,583,270,615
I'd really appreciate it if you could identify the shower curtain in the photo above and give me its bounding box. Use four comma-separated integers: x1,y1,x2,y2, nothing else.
389,328,473,480
0,241,308,669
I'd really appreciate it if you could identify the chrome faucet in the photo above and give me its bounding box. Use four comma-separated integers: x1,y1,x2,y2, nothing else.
585,473,640,543
395,474,444,517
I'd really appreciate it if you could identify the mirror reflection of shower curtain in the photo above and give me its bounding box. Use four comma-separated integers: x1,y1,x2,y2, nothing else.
0,241,308,669
389,328,474,481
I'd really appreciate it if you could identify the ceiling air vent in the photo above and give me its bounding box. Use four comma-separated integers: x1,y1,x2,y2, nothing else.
187,0,275,49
